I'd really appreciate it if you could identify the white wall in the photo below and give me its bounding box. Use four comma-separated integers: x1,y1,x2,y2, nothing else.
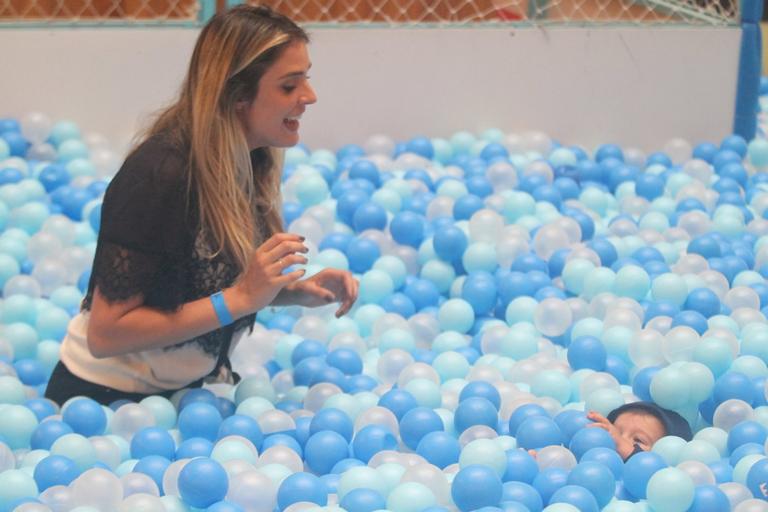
1,26,740,156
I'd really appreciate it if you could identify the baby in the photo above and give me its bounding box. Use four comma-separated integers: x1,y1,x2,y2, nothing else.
587,401,693,460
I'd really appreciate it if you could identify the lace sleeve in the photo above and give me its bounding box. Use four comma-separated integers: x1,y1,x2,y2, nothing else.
85,140,193,311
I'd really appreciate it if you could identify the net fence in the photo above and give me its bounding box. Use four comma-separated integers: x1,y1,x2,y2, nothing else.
0,0,740,27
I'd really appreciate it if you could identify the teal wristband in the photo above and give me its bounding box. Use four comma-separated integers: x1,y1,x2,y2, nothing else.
210,291,234,327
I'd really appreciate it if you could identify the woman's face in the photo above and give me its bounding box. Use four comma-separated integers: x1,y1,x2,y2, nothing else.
240,41,317,149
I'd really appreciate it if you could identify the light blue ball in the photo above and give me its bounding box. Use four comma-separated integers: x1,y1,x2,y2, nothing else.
0,253,20,289
277,472,328,510
0,469,38,511
438,299,475,334
462,243,497,273
50,433,97,471
35,306,70,340
296,173,330,207
614,265,651,301
387,482,437,512
359,269,395,304
373,255,407,290
646,467,695,512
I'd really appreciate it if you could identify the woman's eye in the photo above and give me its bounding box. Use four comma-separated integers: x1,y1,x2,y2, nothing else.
282,85,297,93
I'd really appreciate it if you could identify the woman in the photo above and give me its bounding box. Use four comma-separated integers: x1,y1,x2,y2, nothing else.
45,5,358,405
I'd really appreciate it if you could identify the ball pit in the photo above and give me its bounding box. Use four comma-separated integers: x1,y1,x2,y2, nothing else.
2,111,768,511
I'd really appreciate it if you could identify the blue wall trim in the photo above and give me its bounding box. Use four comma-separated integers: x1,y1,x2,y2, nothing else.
733,0,763,140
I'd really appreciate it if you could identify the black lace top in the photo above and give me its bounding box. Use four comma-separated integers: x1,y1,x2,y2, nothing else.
84,134,257,359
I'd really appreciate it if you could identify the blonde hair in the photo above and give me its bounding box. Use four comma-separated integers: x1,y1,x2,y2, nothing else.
139,5,308,270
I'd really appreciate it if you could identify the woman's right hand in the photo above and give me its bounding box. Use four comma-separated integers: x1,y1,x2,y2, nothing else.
230,233,309,314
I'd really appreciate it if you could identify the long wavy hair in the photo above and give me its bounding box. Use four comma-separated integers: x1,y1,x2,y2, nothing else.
139,5,308,270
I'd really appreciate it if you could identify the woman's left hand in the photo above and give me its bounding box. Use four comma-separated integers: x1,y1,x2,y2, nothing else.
288,268,359,317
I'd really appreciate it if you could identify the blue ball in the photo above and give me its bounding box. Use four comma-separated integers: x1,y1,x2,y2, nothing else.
515,416,563,450
623,451,668,499
400,406,444,450
130,426,176,459
500,482,542,512
532,468,569,505
635,173,665,200
693,142,718,163
466,175,494,197
381,292,416,317
178,402,223,441
292,339,328,366
351,425,397,463
566,461,615,508
688,235,722,259
727,421,767,453
277,472,328,510
713,371,754,405
549,485,599,512
453,194,485,220
345,237,381,273
451,465,503,512
454,396,498,433
416,431,461,469
378,389,419,420
293,356,328,386
567,336,607,371
407,136,435,159
554,410,591,446
433,226,469,263
747,458,768,502
23,398,58,422
508,404,548,436
459,380,501,410
403,278,440,310
217,414,263,449
178,457,229,509
580,447,624,481
461,273,498,316
30,420,73,451
340,488,387,512
671,310,709,335
33,455,80,491
587,238,618,267
390,211,426,248
309,408,354,442
262,433,302,456
684,288,721,318
133,455,173,491
178,389,218,410
62,397,106,437
304,430,349,475
320,232,354,253
337,189,371,226
728,442,764,466
176,437,214,459
688,484,730,512
353,202,388,232
349,160,381,187
215,397,235,419
13,359,46,386
568,427,616,460
502,449,539,484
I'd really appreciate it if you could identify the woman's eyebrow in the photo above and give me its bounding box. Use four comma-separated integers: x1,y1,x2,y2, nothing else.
279,64,312,80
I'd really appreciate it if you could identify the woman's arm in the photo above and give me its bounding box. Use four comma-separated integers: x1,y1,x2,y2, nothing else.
87,233,308,358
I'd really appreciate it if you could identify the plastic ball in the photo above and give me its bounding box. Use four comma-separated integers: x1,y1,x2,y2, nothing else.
451,465,503,512
177,457,228,509
276,472,328,511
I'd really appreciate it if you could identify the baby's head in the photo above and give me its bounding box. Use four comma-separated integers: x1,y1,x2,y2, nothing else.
607,402,692,454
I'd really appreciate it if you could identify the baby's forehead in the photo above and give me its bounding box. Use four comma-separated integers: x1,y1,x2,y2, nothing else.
614,410,665,431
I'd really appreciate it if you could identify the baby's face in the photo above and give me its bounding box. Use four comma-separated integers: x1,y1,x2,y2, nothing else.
612,411,666,451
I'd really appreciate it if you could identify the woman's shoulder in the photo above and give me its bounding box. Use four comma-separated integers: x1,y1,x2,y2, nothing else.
109,133,189,194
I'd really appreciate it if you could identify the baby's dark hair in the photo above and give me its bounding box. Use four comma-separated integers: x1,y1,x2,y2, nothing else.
608,401,693,441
